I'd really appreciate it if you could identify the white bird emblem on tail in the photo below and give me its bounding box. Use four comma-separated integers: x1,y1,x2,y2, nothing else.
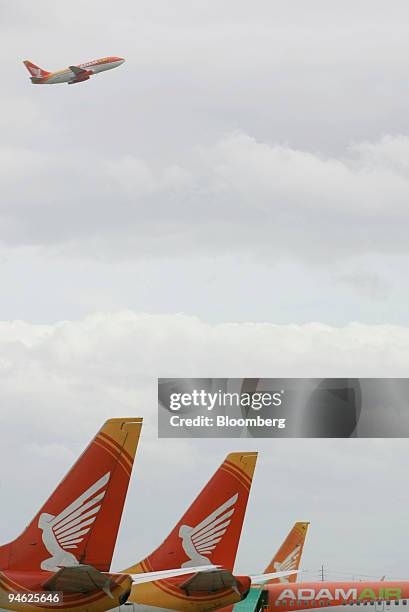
273,544,301,583
38,472,111,572
178,493,238,568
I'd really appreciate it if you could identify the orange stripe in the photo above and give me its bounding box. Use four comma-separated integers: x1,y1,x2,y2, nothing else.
93,438,131,476
98,431,135,467
96,433,133,473
221,463,251,491
224,459,253,487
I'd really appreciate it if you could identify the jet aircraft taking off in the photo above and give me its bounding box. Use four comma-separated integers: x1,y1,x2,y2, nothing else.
23,56,125,85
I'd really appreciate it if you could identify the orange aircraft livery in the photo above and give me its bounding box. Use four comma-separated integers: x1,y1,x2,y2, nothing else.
264,522,309,585
0,418,142,612
23,57,125,85
217,521,310,612
263,581,409,610
122,452,258,612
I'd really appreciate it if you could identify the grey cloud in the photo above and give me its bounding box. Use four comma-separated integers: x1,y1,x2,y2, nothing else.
2,133,409,262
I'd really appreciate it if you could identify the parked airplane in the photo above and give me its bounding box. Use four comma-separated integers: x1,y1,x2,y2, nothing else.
23,57,125,85
263,522,310,585
263,581,409,610
218,522,310,612
0,419,222,612
115,452,297,612
219,523,409,612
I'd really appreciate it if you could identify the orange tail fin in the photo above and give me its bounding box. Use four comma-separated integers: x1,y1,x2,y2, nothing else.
264,521,309,584
23,60,50,77
126,452,257,574
0,418,142,573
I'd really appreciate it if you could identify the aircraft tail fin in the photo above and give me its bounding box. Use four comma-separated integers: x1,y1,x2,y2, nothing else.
263,521,309,583
23,60,50,78
0,418,142,573
125,452,257,574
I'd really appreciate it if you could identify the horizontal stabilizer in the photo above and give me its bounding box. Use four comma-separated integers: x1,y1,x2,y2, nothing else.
42,564,117,595
250,569,302,584
180,569,238,594
130,564,219,585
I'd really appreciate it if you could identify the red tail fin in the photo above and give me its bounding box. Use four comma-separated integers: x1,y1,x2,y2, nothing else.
23,60,50,77
0,418,142,573
126,452,257,574
264,521,309,583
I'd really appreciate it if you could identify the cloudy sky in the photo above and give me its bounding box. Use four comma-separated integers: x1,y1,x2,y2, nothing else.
2,0,409,323
1,0,409,585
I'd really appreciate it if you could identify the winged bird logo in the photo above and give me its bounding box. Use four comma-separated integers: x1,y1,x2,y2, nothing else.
178,493,238,567
38,472,111,572
273,544,301,583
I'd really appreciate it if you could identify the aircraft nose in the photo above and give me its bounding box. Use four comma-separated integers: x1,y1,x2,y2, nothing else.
118,58,125,64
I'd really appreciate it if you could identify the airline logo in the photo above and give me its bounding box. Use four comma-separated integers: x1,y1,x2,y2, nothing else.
273,545,301,583
277,588,402,602
178,493,238,567
38,472,111,571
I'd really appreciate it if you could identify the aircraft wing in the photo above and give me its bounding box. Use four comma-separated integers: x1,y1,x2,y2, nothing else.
130,564,219,584
42,564,118,595
180,568,302,594
180,570,238,594
69,65,89,75
43,564,219,594
250,569,302,584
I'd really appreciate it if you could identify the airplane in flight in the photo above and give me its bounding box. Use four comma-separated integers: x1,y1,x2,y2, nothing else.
114,452,301,612
22,56,125,85
0,419,226,612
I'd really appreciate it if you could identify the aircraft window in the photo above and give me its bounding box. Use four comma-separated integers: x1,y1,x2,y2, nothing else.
386,602,391,606
403,601,407,606
394,602,399,606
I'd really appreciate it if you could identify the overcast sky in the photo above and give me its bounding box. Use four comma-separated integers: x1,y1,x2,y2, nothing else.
2,1,409,322
1,0,409,586
1,312,409,579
